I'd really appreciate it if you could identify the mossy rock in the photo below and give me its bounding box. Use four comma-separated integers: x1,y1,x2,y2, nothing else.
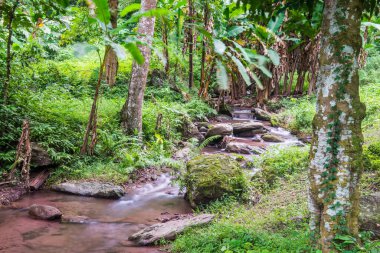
184,154,248,208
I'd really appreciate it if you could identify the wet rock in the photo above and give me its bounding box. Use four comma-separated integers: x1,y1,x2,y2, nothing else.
261,134,284,143
31,142,53,168
235,128,267,137
28,204,62,220
196,122,210,129
225,142,264,155
218,104,233,117
182,118,204,142
299,135,312,144
253,108,272,121
129,214,214,245
232,122,264,134
52,182,125,199
61,215,90,224
215,114,232,122
251,136,261,142
206,124,233,138
360,192,380,238
173,146,193,162
184,154,248,207
199,126,208,133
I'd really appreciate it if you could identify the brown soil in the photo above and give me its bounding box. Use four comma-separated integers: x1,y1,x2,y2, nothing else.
0,183,27,206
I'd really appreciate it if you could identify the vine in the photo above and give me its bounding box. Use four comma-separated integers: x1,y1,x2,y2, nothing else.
315,4,359,249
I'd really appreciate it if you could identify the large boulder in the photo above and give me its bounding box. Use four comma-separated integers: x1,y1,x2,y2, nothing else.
52,182,125,199
206,124,233,138
261,134,284,143
184,154,248,207
231,122,264,134
225,142,264,155
253,108,272,121
61,215,90,224
31,142,53,167
360,192,380,238
28,204,62,220
129,214,214,245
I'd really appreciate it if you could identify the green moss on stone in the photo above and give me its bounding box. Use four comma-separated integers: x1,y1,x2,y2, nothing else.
184,154,248,208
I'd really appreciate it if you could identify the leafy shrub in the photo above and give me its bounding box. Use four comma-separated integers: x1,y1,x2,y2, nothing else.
363,142,380,172
276,97,315,135
252,146,309,192
171,222,312,253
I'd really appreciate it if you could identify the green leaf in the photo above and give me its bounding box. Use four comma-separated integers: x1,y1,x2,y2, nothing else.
268,10,285,33
362,21,380,30
230,55,251,86
255,63,272,78
267,49,280,66
72,43,98,57
93,0,110,25
250,71,263,90
125,43,144,64
214,39,226,55
232,42,251,64
120,3,141,17
227,26,245,37
110,43,126,60
216,60,228,91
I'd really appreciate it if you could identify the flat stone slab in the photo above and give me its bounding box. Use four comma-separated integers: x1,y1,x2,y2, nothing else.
225,142,264,155
261,134,284,143
61,215,90,224
206,124,233,138
232,122,264,134
129,214,214,245
52,182,125,199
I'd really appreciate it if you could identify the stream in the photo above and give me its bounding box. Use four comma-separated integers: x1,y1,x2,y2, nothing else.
202,107,302,156
0,174,191,253
0,108,302,253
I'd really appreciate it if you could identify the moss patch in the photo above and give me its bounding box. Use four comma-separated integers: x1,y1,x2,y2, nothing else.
184,154,248,207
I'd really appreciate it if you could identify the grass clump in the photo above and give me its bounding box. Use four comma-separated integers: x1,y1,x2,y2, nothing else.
251,146,309,193
274,96,315,136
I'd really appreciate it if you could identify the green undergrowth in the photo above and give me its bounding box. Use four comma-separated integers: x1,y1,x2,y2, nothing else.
0,49,215,184
171,146,380,253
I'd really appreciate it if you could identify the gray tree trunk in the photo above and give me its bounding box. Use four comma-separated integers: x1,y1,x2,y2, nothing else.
121,0,157,135
309,0,365,252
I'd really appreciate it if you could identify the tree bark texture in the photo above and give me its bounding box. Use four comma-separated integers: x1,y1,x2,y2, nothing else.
187,0,194,89
80,48,110,155
105,0,118,87
308,1,365,252
121,0,157,135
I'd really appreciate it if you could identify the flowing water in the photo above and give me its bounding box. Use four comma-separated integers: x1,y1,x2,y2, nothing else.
0,174,191,253
203,107,303,156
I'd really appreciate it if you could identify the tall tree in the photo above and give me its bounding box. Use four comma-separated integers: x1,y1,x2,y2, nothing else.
187,0,194,89
308,0,365,251
121,0,158,135
2,0,19,104
104,0,118,86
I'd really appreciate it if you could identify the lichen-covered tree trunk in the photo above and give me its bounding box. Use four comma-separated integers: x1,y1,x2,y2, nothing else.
121,0,157,135
309,1,365,252
104,0,118,87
